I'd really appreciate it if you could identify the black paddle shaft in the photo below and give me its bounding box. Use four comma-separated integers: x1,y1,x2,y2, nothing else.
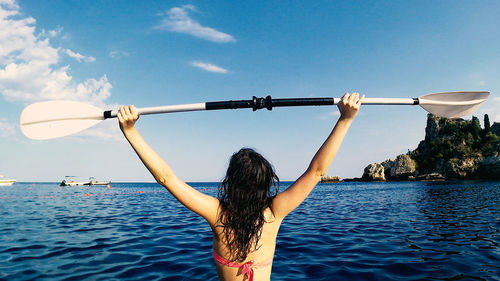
205,96,336,111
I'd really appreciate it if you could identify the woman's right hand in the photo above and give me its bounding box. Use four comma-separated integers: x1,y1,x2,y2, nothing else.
117,105,139,133
337,92,364,120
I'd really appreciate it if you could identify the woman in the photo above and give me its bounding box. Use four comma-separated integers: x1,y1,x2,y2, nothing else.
118,92,364,281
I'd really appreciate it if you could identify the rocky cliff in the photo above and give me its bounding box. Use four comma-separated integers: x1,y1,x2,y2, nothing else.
362,114,500,181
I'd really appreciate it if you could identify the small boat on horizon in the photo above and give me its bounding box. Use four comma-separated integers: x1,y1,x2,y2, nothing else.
0,175,16,186
85,177,111,186
60,176,110,187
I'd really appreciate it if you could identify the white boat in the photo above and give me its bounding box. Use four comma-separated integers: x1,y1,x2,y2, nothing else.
85,177,111,186
0,175,16,186
60,180,88,186
60,176,110,186
60,176,87,186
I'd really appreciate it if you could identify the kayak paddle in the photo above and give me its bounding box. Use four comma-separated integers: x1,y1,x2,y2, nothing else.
20,91,490,140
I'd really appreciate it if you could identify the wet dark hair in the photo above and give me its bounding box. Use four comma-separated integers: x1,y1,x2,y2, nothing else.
217,148,279,262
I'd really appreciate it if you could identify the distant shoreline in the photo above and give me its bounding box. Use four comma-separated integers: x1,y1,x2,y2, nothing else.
11,179,499,185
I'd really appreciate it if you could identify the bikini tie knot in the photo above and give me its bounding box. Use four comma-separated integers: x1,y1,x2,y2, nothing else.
241,261,254,281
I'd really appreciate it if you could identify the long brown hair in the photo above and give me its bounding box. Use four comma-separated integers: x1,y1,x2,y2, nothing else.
217,148,279,262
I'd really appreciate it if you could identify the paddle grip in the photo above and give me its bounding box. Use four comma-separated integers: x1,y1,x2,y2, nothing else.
205,96,336,111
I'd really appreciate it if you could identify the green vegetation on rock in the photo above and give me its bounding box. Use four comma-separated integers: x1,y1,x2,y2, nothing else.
410,114,500,179
362,114,500,181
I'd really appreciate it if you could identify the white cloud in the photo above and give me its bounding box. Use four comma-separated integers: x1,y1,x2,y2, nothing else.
190,61,228,73
0,1,111,107
0,118,15,137
0,1,115,140
48,27,62,37
109,50,129,59
155,5,236,43
319,110,340,120
65,49,96,63
39,26,62,38
0,0,18,9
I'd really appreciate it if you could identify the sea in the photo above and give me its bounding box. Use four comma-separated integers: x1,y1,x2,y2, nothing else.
0,181,499,281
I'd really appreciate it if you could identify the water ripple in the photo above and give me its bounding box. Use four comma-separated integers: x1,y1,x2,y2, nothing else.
0,182,498,280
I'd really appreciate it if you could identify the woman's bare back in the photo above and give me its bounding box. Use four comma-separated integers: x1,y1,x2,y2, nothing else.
212,208,282,281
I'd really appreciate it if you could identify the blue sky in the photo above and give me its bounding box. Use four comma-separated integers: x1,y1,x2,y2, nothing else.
1,0,498,182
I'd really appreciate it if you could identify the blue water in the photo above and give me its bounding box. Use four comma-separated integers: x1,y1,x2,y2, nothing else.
0,181,499,280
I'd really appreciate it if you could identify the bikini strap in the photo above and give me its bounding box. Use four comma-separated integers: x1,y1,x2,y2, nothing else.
213,249,261,281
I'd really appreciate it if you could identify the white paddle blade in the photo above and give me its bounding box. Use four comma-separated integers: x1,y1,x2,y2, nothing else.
419,91,490,118
20,101,104,140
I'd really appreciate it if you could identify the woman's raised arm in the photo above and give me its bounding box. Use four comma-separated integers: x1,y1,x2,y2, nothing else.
272,93,364,219
118,105,220,226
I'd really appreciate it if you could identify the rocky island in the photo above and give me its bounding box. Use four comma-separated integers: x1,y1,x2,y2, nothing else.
320,175,340,183
360,114,500,181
